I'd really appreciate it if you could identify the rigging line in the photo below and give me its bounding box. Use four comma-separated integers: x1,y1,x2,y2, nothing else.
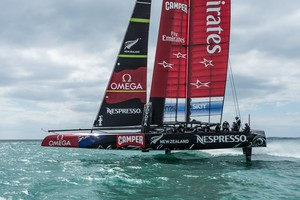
228,62,237,116
229,60,238,117
228,58,241,119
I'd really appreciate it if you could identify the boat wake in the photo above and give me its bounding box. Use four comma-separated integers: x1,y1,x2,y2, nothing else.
201,138,300,161
255,138,300,159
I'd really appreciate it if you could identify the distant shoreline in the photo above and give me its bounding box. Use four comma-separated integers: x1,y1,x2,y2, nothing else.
267,137,300,140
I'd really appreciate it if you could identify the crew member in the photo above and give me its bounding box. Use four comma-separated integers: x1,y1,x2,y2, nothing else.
232,122,239,131
177,123,185,133
215,123,221,132
204,125,210,132
243,123,250,133
235,117,241,131
222,121,230,132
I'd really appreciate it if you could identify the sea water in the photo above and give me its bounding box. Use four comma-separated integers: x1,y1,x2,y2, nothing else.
0,138,299,200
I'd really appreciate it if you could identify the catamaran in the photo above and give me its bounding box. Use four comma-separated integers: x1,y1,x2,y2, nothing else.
42,0,267,161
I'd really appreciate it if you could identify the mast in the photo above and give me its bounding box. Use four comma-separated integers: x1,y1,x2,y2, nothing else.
185,0,191,124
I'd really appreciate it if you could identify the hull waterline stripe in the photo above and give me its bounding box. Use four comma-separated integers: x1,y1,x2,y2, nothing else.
106,90,146,93
130,18,150,23
118,54,147,58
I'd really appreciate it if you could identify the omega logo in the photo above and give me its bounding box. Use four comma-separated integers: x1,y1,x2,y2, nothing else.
110,73,143,90
122,74,132,82
57,134,64,140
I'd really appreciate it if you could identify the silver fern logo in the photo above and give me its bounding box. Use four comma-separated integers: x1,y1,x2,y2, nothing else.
151,134,164,144
124,38,140,50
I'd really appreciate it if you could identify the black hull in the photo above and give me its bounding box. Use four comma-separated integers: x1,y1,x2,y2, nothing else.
41,130,266,151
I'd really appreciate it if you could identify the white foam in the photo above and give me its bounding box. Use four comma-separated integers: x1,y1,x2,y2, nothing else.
202,139,300,159
256,140,300,159
0,197,12,200
203,148,242,156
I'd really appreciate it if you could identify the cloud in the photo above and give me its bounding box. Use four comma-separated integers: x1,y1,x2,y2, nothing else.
0,0,134,139
0,0,299,139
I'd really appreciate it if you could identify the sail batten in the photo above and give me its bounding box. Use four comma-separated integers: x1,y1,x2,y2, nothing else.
130,18,150,23
137,1,151,4
118,54,148,58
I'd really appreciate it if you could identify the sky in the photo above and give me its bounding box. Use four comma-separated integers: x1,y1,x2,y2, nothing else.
0,0,300,139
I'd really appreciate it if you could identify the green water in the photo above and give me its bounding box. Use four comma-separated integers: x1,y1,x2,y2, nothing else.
0,139,299,199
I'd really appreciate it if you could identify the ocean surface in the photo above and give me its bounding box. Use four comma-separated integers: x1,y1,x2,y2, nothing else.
0,138,299,200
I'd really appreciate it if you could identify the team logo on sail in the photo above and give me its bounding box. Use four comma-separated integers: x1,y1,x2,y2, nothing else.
124,38,141,54
165,1,188,13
